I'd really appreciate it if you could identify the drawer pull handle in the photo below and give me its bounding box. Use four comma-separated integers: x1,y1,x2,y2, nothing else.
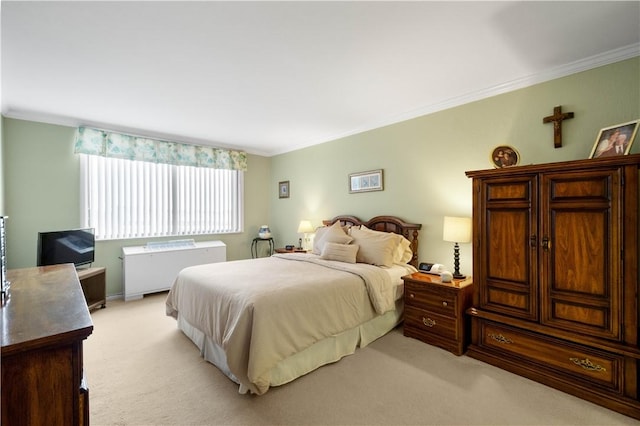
569,357,606,373
422,317,436,327
442,301,448,307
409,293,415,298
488,333,512,344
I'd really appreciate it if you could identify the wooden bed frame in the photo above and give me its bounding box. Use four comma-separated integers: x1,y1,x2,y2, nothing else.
322,215,422,267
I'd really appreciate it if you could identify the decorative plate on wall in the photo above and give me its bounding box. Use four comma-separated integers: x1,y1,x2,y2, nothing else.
491,145,520,168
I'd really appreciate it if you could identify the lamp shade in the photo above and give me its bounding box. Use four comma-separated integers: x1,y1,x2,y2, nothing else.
297,220,314,234
443,216,472,243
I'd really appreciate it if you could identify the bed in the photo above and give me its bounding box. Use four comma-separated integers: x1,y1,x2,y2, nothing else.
165,215,422,395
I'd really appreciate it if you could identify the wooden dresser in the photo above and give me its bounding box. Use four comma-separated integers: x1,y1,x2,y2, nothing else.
466,155,640,420
1,264,94,426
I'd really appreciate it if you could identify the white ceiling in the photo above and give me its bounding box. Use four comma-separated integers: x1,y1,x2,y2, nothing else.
2,1,639,156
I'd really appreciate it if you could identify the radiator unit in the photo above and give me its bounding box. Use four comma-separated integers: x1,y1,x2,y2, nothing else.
122,240,226,301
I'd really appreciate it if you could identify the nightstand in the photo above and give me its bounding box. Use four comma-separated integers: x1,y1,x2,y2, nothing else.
402,272,473,355
274,247,308,253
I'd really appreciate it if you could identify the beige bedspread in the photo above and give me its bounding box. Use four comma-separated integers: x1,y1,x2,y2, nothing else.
165,253,404,395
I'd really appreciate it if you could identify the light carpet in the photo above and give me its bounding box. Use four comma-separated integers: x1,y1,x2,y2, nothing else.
84,292,638,426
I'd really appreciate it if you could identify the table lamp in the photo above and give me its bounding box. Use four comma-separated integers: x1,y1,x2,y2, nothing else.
443,216,472,279
297,220,314,250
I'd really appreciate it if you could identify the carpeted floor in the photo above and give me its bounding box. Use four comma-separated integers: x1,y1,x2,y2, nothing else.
84,292,638,425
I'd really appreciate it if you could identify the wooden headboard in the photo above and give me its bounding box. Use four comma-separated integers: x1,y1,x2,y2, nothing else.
322,215,422,268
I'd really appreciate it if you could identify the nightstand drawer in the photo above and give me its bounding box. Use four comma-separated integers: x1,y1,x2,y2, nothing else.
404,306,457,340
405,281,457,316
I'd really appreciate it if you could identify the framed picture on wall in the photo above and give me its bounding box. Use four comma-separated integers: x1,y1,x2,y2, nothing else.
589,119,639,159
278,180,290,198
349,169,384,193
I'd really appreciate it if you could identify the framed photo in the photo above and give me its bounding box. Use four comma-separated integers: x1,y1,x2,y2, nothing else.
278,180,290,199
589,119,639,159
349,169,384,193
491,145,520,168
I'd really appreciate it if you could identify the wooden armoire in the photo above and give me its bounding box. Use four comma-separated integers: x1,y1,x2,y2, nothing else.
465,154,640,419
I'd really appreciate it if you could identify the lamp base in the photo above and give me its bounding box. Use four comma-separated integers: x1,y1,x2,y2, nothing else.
451,242,465,280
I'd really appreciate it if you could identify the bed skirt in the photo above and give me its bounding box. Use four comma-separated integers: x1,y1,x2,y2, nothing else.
176,298,404,394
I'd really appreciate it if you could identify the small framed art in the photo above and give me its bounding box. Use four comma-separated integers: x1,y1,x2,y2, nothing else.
278,180,290,199
589,119,639,159
349,169,384,193
491,145,519,168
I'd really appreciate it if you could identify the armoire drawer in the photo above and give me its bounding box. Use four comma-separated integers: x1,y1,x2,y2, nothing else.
477,320,623,393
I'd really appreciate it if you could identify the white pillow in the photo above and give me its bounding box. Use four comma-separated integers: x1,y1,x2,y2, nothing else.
312,221,353,255
321,242,359,263
350,227,398,267
313,226,329,254
395,236,413,264
359,225,412,264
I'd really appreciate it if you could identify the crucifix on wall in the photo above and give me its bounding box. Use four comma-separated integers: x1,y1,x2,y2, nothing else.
543,105,574,148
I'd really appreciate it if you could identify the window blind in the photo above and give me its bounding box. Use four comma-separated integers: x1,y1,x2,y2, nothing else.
80,154,243,240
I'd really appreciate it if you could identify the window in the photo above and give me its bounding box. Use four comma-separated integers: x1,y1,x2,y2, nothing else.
79,154,244,240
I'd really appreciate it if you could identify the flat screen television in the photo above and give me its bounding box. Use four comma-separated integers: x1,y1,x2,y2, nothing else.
37,228,95,268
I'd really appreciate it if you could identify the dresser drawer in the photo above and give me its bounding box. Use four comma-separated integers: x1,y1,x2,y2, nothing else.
405,281,457,316
404,306,457,340
477,321,623,393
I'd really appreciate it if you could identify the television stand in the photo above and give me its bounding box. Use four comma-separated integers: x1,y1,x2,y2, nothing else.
76,266,106,311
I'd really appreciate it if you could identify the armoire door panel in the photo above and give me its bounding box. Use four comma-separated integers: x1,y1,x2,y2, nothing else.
551,300,609,329
550,210,610,296
486,210,530,283
486,181,530,201
548,174,611,200
487,287,530,311
541,169,621,340
483,209,536,320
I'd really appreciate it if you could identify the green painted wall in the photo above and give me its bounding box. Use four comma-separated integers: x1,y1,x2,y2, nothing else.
270,58,640,275
2,118,271,296
3,58,638,294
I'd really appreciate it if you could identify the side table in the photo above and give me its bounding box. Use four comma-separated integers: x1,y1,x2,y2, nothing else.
251,237,274,258
274,247,308,253
402,272,473,355
77,266,107,311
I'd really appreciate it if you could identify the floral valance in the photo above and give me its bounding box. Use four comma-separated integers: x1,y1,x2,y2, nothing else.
73,127,247,171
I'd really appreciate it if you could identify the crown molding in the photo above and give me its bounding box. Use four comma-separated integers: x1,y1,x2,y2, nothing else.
277,43,640,156
5,43,639,157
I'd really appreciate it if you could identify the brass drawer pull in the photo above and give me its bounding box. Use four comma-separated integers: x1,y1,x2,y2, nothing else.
488,333,513,344
569,357,606,372
442,301,448,307
423,317,436,327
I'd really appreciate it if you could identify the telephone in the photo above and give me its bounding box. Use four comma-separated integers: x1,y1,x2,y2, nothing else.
418,262,445,274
